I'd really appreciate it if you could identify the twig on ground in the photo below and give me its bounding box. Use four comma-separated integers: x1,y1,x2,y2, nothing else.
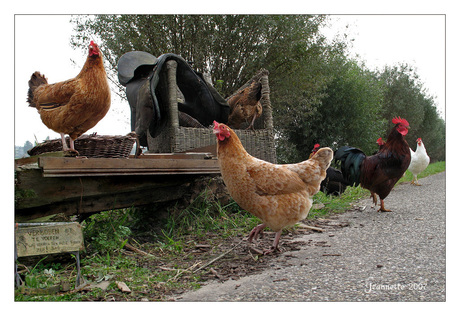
297,223,324,232
193,240,244,273
124,242,155,257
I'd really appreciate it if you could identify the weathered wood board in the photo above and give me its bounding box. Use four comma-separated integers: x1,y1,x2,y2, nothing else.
15,170,194,221
15,223,84,257
15,154,222,221
38,155,220,177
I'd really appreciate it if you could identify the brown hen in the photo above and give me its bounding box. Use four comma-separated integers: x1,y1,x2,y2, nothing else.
213,121,333,254
27,41,111,152
227,80,262,130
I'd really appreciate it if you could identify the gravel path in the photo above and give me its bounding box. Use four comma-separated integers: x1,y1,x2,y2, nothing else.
174,172,446,302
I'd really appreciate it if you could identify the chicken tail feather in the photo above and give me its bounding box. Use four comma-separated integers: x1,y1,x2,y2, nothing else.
310,147,333,170
334,146,366,186
27,71,48,107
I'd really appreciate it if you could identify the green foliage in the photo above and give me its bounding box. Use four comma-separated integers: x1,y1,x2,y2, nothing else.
71,14,328,98
276,57,386,162
377,64,445,161
417,101,445,162
379,64,426,133
83,209,132,255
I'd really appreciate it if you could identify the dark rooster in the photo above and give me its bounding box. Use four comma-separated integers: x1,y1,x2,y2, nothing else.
372,137,386,155
309,143,320,158
310,144,350,195
335,117,411,212
320,167,351,196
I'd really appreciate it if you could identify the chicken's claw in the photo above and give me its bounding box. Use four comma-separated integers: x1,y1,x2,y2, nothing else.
262,245,280,255
62,149,79,157
370,192,378,205
377,200,392,212
248,223,266,242
262,230,283,255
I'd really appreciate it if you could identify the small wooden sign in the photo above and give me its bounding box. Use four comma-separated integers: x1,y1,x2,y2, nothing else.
15,223,84,257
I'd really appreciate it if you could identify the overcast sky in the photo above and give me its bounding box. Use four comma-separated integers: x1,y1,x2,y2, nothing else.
14,14,446,146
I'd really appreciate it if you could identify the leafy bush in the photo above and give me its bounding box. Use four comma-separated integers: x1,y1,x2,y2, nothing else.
83,209,132,255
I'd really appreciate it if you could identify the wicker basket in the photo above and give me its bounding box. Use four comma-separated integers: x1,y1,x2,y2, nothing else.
147,62,277,163
27,132,138,158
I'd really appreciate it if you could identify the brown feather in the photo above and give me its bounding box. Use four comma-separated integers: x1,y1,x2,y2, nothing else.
27,72,48,108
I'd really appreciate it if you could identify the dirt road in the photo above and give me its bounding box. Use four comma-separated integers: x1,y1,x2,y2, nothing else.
173,172,446,302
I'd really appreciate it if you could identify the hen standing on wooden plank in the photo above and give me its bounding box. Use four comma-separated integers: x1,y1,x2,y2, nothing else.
27,41,111,152
335,117,411,212
407,138,430,185
213,121,333,254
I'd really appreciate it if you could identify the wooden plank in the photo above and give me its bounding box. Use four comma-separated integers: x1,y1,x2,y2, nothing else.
38,157,220,177
15,154,223,221
42,169,221,177
15,151,78,168
129,152,214,159
179,144,217,156
38,157,218,169
15,169,195,221
15,156,39,167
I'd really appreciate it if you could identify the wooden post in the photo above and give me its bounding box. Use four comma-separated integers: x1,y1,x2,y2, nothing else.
260,74,273,130
166,60,179,152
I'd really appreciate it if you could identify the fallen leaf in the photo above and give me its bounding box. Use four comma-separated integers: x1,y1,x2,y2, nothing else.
116,281,132,293
88,280,111,291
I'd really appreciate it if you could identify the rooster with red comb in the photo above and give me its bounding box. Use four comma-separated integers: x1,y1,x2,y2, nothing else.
334,117,411,212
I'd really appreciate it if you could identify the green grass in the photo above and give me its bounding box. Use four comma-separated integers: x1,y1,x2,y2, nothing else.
160,190,259,242
309,185,368,218
15,161,444,301
398,160,445,184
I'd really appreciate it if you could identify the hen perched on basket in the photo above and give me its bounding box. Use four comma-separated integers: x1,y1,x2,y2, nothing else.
227,79,263,130
27,41,111,153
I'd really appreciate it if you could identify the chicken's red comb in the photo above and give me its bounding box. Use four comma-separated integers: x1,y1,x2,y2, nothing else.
90,40,95,46
314,143,320,149
392,116,409,126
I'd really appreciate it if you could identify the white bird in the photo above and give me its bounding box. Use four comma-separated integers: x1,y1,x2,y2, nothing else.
407,138,430,185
